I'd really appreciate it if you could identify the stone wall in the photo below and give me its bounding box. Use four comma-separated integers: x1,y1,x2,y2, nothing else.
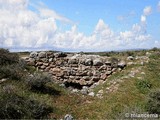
25,51,126,90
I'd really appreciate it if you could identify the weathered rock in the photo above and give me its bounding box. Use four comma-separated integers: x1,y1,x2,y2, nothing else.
88,92,95,97
48,58,53,62
118,60,126,69
100,74,107,80
30,52,38,58
79,79,87,85
38,51,46,58
36,62,43,66
51,68,61,74
40,65,46,69
27,58,36,66
68,57,79,64
71,89,79,93
76,71,88,76
64,114,73,120
39,58,48,62
45,67,50,72
91,77,100,82
105,60,111,65
0,78,8,84
85,58,93,66
83,76,91,81
81,86,89,95
93,59,103,66
127,56,134,60
46,52,54,58
99,65,107,71
43,63,49,66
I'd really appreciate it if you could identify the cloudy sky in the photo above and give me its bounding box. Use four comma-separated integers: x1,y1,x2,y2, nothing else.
0,0,160,52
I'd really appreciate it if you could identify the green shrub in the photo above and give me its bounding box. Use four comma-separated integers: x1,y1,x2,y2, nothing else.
0,64,25,80
0,48,19,65
26,72,52,90
149,52,160,60
0,85,53,119
146,90,160,114
135,80,152,93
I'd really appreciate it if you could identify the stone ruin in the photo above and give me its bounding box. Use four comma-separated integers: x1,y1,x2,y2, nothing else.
24,51,126,92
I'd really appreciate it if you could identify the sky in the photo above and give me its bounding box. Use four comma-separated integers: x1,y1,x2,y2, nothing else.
0,0,160,52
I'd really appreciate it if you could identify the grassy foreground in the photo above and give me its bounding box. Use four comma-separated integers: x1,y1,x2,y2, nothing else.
0,48,160,119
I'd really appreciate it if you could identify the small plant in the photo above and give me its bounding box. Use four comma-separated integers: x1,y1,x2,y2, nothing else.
146,90,160,114
26,72,52,90
135,79,152,93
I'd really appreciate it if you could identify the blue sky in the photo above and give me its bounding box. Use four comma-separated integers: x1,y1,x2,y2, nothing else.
0,0,160,51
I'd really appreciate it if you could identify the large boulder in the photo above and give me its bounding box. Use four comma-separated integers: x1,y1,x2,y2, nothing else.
105,60,111,65
38,51,46,58
127,56,134,60
29,52,38,58
118,60,126,69
93,59,103,66
85,58,93,66
46,51,54,58
68,56,79,64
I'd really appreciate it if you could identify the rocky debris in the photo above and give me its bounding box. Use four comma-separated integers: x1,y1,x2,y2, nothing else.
96,90,104,99
24,51,126,94
127,56,134,60
81,86,89,95
0,78,8,84
118,60,126,69
71,89,79,93
64,114,73,120
88,92,95,97
135,56,149,64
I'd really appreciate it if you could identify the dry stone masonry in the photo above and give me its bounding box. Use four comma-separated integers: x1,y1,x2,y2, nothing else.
25,51,126,91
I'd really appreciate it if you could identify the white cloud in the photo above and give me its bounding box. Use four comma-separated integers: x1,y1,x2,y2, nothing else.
143,6,152,16
0,0,154,51
39,8,72,23
141,15,146,23
94,19,114,38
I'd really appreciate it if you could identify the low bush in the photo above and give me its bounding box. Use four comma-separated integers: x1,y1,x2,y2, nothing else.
26,72,52,90
0,85,53,119
0,49,27,80
0,48,19,65
146,90,160,114
0,64,25,80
